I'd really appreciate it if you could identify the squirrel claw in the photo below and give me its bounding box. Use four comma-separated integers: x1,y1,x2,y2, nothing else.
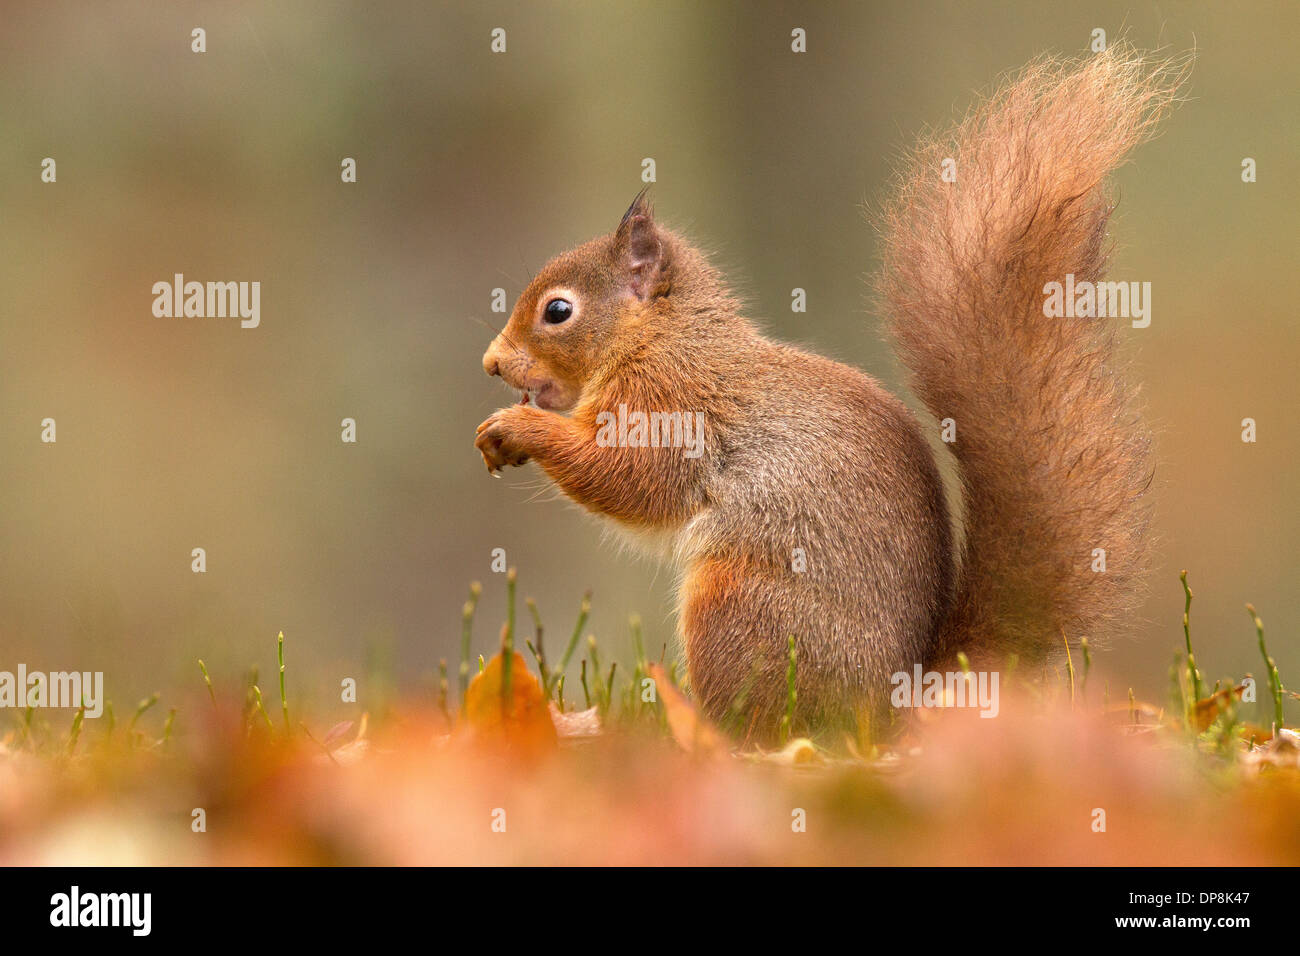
476,411,531,473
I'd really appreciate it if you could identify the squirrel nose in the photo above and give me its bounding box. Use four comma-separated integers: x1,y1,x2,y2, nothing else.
482,339,502,378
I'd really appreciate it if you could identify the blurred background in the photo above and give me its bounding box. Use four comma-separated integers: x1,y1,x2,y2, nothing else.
0,0,1295,724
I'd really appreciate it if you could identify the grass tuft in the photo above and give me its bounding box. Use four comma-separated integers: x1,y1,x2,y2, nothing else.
1247,603,1284,732
501,568,517,709
277,630,290,733
1180,571,1204,705
1062,630,1075,707
66,700,86,755
197,658,216,707
128,692,160,738
251,685,274,732
437,659,450,723
778,635,797,746
554,590,592,699
459,581,482,715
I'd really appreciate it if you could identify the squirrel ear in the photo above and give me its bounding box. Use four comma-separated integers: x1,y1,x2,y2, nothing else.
614,190,669,300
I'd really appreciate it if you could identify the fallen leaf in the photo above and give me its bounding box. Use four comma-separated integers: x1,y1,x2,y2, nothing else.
464,651,557,756
758,737,824,767
646,663,725,755
1193,683,1248,732
549,703,601,739
322,721,354,749
325,738,370,766
1235,723,1273,745
1242,727,1300,770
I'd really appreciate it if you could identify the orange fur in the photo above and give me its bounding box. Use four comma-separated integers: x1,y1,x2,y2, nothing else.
875,44,1189,668
477,45,1188,739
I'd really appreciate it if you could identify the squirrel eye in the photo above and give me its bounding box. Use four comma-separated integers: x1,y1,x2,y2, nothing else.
543,298,573,325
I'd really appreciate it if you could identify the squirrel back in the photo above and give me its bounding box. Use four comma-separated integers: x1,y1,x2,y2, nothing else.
477,45,1186,737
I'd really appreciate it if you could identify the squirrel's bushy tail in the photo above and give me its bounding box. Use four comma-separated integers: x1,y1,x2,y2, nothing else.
876,45,1188,669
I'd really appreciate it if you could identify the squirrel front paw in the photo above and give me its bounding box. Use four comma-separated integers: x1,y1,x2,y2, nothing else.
475,407,534,476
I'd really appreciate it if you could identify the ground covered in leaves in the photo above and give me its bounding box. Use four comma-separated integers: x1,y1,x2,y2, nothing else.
1,571,1296,865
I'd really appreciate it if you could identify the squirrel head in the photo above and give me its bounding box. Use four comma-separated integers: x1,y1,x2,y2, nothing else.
482,191,673,412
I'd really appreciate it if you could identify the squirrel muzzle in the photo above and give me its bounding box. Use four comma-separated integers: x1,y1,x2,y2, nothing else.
481,334,577,411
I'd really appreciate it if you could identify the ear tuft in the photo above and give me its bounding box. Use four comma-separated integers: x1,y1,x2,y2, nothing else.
619,186,652,228
614,189,669,300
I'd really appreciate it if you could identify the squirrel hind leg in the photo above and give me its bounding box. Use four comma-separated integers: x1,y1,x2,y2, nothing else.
680,556,878,743
679,557,772,726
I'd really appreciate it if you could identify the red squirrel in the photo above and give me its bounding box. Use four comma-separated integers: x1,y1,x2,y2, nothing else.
475,46,1184,740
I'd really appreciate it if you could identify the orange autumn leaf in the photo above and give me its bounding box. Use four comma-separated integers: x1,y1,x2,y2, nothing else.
646,662,725,755
1193,682,1248,732
464,650,557,755
1235,722,1274,745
